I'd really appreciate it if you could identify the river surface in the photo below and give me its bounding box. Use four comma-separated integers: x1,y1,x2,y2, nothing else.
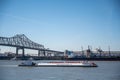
0,60,120,80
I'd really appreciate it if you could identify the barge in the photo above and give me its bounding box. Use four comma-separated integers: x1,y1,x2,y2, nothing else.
18,61,98,67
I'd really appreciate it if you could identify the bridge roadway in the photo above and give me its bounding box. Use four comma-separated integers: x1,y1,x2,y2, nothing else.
0,34,63,56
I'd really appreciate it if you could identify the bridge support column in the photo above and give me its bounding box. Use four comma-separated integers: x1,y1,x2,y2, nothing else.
16,47,19,56
22,48,25,57
16,47,25,57
43,50,45,56
38,50,46,56
38,50,40,56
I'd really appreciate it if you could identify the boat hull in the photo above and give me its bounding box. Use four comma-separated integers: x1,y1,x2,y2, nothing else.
18,63,98,67
36,65,97,67
18,65,97,67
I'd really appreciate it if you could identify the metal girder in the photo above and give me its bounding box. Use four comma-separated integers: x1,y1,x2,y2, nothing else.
0,34,44,50
0,34,63,57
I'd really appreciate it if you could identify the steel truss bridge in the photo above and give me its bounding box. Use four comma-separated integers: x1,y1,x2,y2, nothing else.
0,34,63,56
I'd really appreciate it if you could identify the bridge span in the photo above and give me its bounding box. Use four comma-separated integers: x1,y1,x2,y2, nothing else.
0,34,63,57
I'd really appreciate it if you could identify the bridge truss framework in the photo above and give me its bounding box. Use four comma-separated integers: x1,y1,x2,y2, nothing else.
0,34,63,57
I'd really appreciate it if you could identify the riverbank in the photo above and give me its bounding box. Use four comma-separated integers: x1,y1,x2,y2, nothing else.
0,56,120,61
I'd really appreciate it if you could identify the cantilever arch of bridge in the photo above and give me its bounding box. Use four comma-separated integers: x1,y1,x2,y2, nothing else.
0,34,63,56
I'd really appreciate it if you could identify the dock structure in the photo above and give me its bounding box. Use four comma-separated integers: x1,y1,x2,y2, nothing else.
0,34,63,57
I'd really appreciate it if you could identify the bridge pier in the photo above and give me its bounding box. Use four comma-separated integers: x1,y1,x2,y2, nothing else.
43,50,45,56
38,50,40,56
38,50,46,56
16,47,19,56
22,48,25,57
16,47,25,57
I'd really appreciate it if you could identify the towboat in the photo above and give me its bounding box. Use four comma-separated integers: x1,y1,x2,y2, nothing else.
18,61,98,67
18,60,36,66
18,57,36,66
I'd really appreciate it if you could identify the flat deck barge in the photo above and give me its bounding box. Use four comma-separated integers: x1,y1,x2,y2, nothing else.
18,61,98,67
